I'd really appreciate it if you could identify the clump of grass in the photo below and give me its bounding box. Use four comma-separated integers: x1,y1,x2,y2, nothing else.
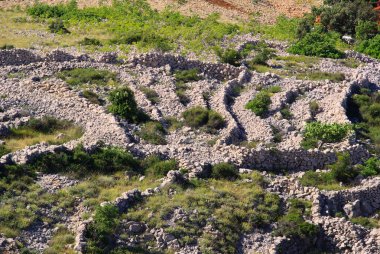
57,68,117,87
211,163,238,180
49,19,70,34
0,44,15,50
350,217,379,229
1,116,83,152
182,106,225,133
165,117,183,131
174,69,202,105
139,87,160,104
44,226,75,254
82,90,103,105
136,121,166,145
245,91,271,117
296,72,345,82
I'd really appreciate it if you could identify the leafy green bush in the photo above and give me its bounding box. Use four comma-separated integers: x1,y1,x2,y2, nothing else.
174,68,202,83
211,163,238,180
215,48,242,66
309,100,320,120
289,31,343,59
136,121,166,145
329,153,357,183
250,43,276,65
303,121,351,145
355,21,378,42
48,19,70,34
108,87,149,124
86,204,120,253
357,35,380,59
182,106,225,132
358,157,380,177
57,68,117,87
280,106,292,119
245,91,271,117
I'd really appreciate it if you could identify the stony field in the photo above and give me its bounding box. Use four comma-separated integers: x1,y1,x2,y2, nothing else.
0,1,380,254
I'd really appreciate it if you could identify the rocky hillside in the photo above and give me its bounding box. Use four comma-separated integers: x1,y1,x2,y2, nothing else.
0,1,380,254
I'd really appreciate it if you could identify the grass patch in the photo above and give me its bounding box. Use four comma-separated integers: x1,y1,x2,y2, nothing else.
2,116,83,152
182,106,225,133
81,90,103,105
57,68,117,87
296,71,345,82
139,87,160,105
350,216,379,229
44,226,76,254
136,121,166,145
125,175,281,254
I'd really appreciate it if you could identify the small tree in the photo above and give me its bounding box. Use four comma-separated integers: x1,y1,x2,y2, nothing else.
355,21,378,41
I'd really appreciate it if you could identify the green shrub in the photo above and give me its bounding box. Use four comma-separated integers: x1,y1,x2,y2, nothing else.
357,35,380,59
289,31,344,59
355,21,378,42
250,43,276,65
86,204,120,253
358,157,380,177
215,47,242,66
280,106,292,119
182,106,225,132
48,19,70,34
136,121,166,145
309,101,319,119
145,159,178,177
303,122,351,144
350,216,378,229
79,37,102,46
329,153,357,183
245,91,271,117
108,87,149,124
211,163,238,180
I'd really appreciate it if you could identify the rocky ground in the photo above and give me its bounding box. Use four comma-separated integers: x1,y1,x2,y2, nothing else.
0,33,380,253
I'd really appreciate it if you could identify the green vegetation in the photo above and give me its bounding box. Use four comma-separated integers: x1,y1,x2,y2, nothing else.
82,90,103,105
126,174,281,254
280,106,293,120
0,44,15,50
136,121,166,145
108,87,149,124
86,204,120,253
182,106,225,133
45,226,76,254
173,69,202,105
357,35,380,59
79,37,102,46
296,71,345,82
255,16,300,42
26,1,245,53
210,163,238,180
301,122,351,149
0,116,83,152
48,19,70,34
274,199,318,242
245,86,281,117
351,90,380,152
57,68,117,87
350,216,379,229
289,31,344,59
144,157,178,177
215,48,243,66
139,87,160,105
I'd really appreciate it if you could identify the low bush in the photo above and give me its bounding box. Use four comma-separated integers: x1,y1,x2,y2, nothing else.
357,34,380,59
136,121,166,145
350,216,378,229
302,122,351,147
245,91,271,117
145,159,178,177
108,87,149,124
182,106,225,132
215,47,242,66
211,163,238,180
22,116,74,134
357,157,380,177
309,101,319,120
174,68,201,84
289,31,344,59
79,37,102,46
86,204,120,253
48,19,70,34
280,106,292,119
57,68,117,87
249,43,276,65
